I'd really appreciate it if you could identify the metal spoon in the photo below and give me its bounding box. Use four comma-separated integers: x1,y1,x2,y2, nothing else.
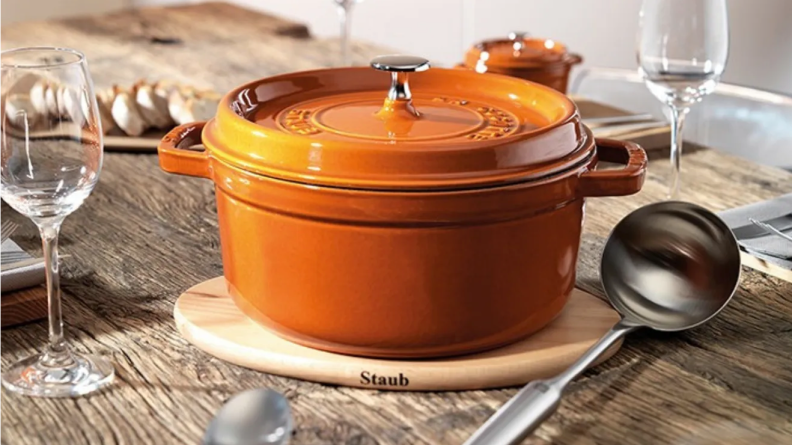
203,388,293,445
464,201,742,445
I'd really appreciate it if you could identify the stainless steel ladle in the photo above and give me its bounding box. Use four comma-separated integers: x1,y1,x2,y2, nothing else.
464,201,742,445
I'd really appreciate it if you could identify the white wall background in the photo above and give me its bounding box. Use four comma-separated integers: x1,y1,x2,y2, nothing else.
3,0,792,95
140,0,792,95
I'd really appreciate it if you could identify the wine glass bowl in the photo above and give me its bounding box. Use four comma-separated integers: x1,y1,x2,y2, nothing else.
637,0,729,199
1,47,113,397
1,136,101,220
641,63,722,110
2,49,102,221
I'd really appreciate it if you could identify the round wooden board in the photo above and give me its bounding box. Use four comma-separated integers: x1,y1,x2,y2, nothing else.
174,277,623,391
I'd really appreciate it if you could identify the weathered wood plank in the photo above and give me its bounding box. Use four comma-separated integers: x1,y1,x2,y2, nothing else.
2,3,792,445
1,285,47,328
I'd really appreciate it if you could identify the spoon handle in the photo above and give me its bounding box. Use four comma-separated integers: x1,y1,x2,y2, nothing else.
463,320,637,445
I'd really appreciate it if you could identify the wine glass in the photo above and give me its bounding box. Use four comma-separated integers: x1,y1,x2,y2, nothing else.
1,47,113,397
637,0,729,199
333,0,365,66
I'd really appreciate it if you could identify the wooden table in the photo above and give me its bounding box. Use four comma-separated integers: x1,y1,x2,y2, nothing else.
3,3,792,444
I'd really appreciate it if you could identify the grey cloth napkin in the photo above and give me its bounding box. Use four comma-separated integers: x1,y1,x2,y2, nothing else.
1,239,45,293
719,193,792,269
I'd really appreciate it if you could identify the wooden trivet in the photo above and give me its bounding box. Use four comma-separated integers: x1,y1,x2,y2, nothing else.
174,277,622,391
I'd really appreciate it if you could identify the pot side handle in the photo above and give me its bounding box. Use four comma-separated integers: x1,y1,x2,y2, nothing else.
566,53,583,66
158,121,210,179
578,138,647,197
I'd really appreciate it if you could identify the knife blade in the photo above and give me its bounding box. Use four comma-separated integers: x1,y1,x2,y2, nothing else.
731,213,792,240
583,113,656,129
591,121,668,138
739,242,792,261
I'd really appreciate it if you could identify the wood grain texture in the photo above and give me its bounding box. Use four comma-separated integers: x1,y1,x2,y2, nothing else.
740,252,792,283
1,286,47,328
175,277,622,391
2,3,792,445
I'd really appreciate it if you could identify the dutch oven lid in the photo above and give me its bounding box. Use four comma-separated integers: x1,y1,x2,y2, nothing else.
206,55,588,191
462,32,583,72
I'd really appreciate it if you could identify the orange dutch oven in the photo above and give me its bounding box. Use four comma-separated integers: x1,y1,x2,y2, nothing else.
158,55,646,359
459,32,583,93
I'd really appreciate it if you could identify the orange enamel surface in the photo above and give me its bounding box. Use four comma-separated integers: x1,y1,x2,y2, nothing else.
214,161,583,358
156,63,647,358
578,139,648,197
176,137,643,358
158,122,211,178
461,36,584,93
208,66,581,191
469,37,572,67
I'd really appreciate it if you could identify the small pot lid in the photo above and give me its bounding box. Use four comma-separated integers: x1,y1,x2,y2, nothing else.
206,55,587,190
463,32,583,72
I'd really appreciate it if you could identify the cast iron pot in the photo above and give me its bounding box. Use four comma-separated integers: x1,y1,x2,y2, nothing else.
458,32,583,93
158,55,646,358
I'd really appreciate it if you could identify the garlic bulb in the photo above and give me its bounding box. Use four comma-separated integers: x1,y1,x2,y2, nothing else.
135,81,173,129
176,90,221,126
153,80,177,119
60,86,83,126
3,94,40,128
167,85,191,126
44,84,59,117
29,80,49,116
7,78,220,136
110,86,147,137
56,86,69,118
96,88,117,134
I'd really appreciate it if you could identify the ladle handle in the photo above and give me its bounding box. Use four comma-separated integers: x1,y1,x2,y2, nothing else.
463,321,637,445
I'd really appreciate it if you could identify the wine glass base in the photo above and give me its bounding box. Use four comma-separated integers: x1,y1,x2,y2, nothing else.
2,352,114,398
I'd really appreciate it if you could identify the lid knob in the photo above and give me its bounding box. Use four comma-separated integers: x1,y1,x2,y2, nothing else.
508,31,529,52
371,55,430,130
371,55,430,102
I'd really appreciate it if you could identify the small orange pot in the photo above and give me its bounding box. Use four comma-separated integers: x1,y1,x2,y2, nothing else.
159,56,645,358
459,32,583,93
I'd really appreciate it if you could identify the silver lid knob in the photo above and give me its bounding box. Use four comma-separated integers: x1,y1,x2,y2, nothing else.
371,55,430,101
508,31,529,51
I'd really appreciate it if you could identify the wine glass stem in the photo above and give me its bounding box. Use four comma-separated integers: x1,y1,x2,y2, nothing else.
668,106,687,200
338,3,353,66
39,221,72,367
